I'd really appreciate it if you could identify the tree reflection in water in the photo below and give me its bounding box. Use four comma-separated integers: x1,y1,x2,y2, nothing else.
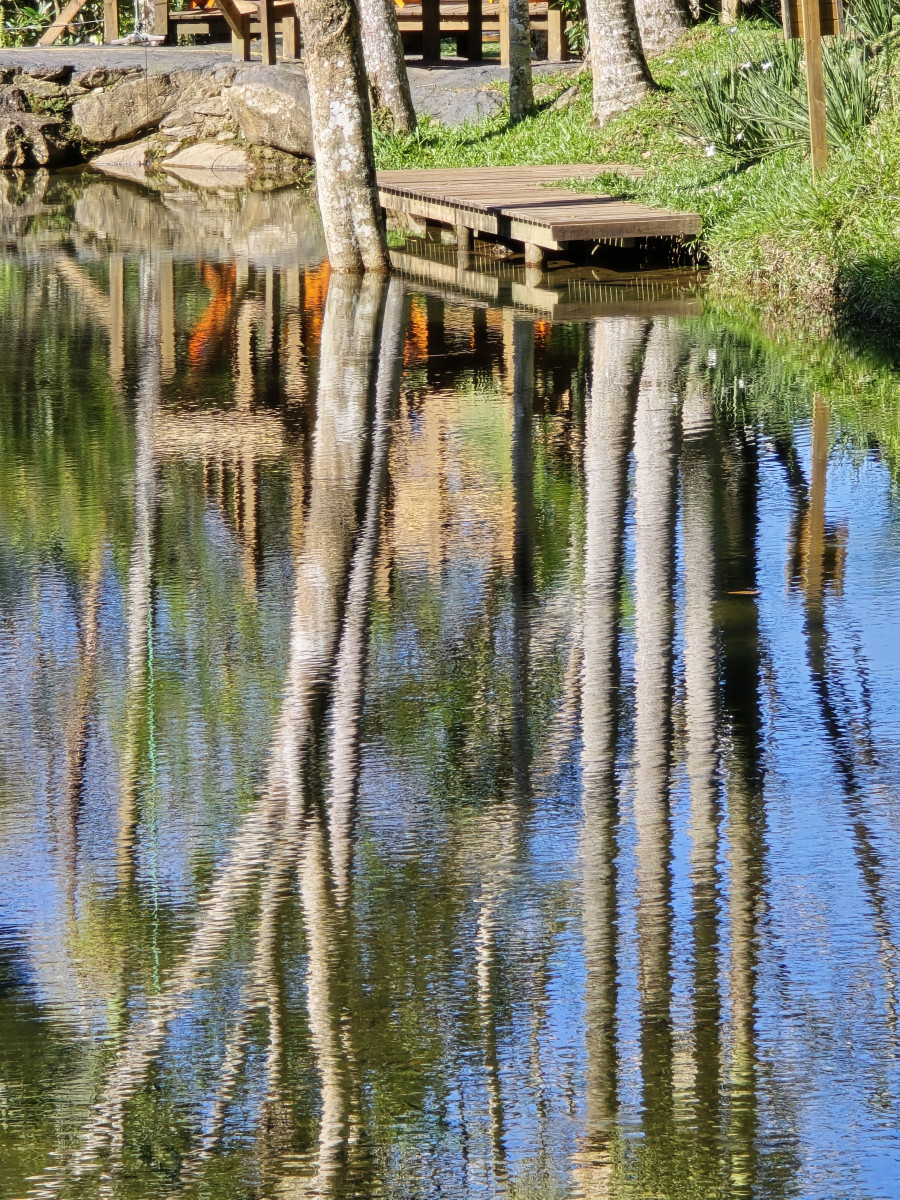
0,181,899,1200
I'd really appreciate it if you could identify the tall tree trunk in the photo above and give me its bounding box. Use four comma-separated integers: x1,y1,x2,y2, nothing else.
577,317,646,1192
296,0,389,272
585,0,654,124
507,0,534,122
359,0,417,133
635,0,691,60
328,277,408,904
631,319,681,1153
681,369,723,1175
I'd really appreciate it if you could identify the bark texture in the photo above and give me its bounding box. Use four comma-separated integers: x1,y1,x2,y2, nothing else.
294,0,389,272
585,0,654,125
635,0,691,59
506,0,534,122
359,0,417,132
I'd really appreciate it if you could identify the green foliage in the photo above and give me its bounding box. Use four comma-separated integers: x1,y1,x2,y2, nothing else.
674,31,892,163
0,0,52,45
845,0,900,41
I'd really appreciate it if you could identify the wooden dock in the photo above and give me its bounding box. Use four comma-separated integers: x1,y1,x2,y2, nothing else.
377,165,701,265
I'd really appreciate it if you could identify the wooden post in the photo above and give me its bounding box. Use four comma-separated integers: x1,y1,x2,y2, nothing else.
108,253,124,389
219,0,252,61
547,0,568,61
801,0,828,174
38,0,90,46
103,0,119,42
787,0,831,174
260,0,277,65
153,0,168,37
422,0,441,60
467,0,483,61
282,13,299,58
499,0,510,64
159,253,176,384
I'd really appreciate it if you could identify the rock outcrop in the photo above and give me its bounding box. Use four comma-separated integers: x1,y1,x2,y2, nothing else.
227,65,313,158
0,83,68,169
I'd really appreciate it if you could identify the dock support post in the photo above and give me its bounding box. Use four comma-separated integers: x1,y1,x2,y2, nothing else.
524,243,544,268
422,0,441,60
456,224,472,251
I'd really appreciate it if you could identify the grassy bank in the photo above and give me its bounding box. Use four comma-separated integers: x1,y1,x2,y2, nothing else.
374,22,900,331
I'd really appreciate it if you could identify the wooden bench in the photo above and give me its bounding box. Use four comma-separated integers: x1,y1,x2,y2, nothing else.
396,0,574,64
174,0,300,61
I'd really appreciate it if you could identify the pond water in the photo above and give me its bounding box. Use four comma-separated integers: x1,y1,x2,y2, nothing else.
1,170,900,1200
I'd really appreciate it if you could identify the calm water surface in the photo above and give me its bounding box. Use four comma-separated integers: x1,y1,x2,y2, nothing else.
1,171,900,1200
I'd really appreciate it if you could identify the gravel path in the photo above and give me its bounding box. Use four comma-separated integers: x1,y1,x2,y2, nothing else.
0,44,581,83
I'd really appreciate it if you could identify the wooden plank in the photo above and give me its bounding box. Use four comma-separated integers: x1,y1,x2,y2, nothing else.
39,0,90,46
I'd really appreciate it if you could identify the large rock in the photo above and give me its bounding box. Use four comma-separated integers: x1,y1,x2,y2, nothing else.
227,65,313,159
72,68,222,145
73,72,178,144
0,83,67,168
410,83,504,126
91,139,150,181
163,141,253,172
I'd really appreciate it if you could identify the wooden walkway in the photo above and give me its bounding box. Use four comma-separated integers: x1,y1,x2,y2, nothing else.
377,165,702,265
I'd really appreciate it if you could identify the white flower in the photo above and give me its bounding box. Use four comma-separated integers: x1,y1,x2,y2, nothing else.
740,61,752,69
665,58,674,63
728,24,738,32
761,60,773,70
738,378,746,388
735,131,744,141
705,145,716,156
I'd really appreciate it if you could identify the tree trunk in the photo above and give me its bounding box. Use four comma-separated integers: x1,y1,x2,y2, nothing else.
585,0,654,124
507,0,534,122
635,0,691,60
580,316,646,1162
632,318,681,1142
721,0,740,23
295,0,389,272
359,0,417,133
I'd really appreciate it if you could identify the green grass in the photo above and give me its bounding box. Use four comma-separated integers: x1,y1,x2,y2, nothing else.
374,21,900,330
